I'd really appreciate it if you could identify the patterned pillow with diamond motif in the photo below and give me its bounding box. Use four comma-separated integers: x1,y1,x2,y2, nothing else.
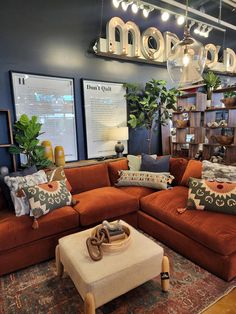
23,180,72,218
187,177,236,215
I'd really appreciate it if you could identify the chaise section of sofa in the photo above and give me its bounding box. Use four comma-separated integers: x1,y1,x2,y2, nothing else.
139,186,236,281
0,204,80,276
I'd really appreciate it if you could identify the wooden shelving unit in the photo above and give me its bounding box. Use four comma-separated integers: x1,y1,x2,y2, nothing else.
171,92,207,159
172,87,236,164
0,109,16,171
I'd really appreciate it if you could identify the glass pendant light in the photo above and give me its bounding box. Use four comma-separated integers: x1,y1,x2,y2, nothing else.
167,0,206,86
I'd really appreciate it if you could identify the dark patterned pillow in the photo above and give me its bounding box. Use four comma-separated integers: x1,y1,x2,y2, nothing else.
45,166,72,192
187,177,236,215
23,180,72,218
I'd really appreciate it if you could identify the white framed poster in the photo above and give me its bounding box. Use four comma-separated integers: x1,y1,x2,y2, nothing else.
11,72,78,162
82,79,128,158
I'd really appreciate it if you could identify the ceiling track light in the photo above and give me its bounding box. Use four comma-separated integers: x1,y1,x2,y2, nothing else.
161,10,170,22
141,4,154,18
131,1,139,14
204,26,213,38
194,23,202,34
176,15,185,25
112,0,123,8
199,24,208,36
121,0,132,11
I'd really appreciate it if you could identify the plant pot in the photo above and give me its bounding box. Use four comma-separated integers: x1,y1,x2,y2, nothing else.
175,120,189,128
221,97,236,108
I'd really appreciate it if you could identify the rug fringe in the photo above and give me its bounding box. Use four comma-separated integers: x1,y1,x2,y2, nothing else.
198,286,236,313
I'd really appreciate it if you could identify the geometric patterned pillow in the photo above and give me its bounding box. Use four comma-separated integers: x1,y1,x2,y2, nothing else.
45,166,72,192
23,180,72,219
116,170,174,190
187,177,236,215
4,170,48,216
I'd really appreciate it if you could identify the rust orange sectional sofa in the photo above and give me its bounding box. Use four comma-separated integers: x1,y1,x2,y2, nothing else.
0,158,236,282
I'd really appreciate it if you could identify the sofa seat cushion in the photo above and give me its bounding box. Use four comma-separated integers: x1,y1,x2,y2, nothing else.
0,206,79,252
117,186,156,200
140,186,236,256
73,187,139,226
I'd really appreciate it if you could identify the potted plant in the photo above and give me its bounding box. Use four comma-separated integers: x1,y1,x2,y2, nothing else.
221,89,236,108
124,79,180,154
203,71,221,107
9,114,53,169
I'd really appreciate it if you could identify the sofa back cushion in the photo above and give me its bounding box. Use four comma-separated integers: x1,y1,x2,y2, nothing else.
64,163,111,194
180,159,202,187
107,159,129,185
170,157,188,185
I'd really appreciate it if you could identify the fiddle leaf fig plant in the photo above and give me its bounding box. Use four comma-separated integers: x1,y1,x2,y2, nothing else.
9,114,53,169
124,79,180,153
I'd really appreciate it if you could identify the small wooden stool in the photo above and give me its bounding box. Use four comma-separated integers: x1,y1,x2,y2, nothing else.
56,221,170,314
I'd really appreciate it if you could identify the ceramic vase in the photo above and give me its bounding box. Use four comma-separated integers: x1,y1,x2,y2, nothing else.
41,140,54,162
54,146,65,166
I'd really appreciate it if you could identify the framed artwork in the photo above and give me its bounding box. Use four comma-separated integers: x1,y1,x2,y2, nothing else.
82,79,128,159
11,72,78,162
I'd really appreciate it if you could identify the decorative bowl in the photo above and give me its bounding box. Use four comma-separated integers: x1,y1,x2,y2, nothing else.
175,119,189,128
91,222,131,253
211,135,234,146
221,97,236,108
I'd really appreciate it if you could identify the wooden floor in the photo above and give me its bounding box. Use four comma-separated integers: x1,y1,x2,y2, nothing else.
202,288,236,314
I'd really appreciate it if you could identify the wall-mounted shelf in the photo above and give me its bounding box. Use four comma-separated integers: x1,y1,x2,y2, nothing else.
0,109,16,171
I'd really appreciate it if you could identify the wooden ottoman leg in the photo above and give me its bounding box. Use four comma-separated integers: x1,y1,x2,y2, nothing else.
161,255,170,292
55,245,64,277
84,292,95,314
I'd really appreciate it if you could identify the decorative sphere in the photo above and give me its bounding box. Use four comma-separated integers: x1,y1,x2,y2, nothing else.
0,166,9,176
167,35,206,86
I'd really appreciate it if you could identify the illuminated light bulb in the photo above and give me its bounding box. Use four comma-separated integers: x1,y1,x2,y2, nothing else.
112,0,121,8
182,53,190,67
194,28,200,34
161,11,170,22
132,2,139,14
121,1,129,11
143,8,149,18
177,15,185,25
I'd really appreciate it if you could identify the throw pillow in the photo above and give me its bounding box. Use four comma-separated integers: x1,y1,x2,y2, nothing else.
141,154,170,172
4,170,48,216
107,159,129,185
0,165,38,211
45,166,72,191
202,160,236,182
127,154,157,171
180,160,202,187
23,180,72,218
116,170,174,190
187,177,236,215
169,157,188,186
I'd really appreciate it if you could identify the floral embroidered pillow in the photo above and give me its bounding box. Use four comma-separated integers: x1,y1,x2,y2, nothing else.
187,177,236,215
116,170,174,190
23,180,72,219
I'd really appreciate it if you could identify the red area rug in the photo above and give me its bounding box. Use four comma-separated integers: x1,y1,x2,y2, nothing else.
0,241,235,314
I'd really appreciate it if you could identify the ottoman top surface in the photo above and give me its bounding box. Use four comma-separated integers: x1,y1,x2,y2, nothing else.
58,221,163,284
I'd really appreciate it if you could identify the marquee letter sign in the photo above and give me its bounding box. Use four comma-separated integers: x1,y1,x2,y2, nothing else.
95,17,236,74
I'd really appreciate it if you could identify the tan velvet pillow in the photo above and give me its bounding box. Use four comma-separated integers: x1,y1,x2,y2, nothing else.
180,160,202,187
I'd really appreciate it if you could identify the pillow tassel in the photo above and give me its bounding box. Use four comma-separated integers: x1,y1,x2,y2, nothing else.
177,207,187,214
32,218,39,230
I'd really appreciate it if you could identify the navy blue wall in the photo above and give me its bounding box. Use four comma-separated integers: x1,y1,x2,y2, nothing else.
0,0,235,169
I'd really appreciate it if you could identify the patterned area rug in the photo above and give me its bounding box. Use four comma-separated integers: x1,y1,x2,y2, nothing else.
0,240,235,314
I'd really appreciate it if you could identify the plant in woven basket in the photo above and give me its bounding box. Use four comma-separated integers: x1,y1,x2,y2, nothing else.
9,114,53,169
124,79,180,154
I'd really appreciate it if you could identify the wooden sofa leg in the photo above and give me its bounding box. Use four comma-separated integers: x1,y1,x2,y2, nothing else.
84,292,95,314
161,255,170,292
55,245,64,277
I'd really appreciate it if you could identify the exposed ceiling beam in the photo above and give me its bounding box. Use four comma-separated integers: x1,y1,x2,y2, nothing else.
223,0,236,8
159,0,236,31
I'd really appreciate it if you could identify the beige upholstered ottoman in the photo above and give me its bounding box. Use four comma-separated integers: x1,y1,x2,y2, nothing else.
56,221,169,314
